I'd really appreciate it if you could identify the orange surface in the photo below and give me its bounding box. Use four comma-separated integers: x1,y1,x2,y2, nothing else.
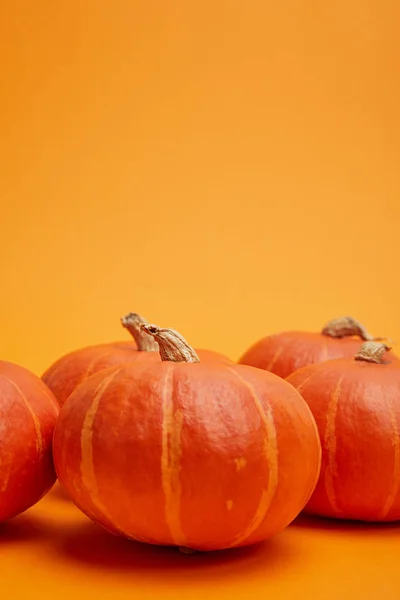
1,1,400,598
1,484,399,600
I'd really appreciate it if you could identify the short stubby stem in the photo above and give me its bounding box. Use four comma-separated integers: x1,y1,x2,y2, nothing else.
141,324,200,363
354,341,391,364
120,313,159,352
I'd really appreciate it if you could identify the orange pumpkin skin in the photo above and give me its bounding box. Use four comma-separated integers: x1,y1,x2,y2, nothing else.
42,340,138,406
42,342,231,407
239,331,369,378
53,360,321,551
286,352,400,521
0,360,59,522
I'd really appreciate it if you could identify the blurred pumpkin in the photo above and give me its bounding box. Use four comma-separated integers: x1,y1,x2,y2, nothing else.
239,316,390,378
287,341,400,521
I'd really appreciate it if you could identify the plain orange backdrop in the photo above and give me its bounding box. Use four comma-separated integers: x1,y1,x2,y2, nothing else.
1,2,400,599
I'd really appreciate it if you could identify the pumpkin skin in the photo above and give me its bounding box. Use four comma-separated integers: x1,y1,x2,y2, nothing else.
239,317,391,378
42,314,231,406
42,340,139,406
286,345,400,521
43,342,231,407
0,360,59,522
53,328,321,552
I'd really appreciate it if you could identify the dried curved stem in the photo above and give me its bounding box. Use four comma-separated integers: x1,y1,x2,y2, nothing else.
141,324,200,363
321,316,385,341
120,313,159,352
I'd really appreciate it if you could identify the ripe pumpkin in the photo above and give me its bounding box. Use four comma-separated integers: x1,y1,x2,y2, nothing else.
286,341,400,521
0,360,59,522
239,316,388,378
42,312,231,406
53,324,321,552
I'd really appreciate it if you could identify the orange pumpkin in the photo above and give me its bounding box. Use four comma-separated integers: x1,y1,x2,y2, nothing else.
239,316,389,378
42,313,230,405
286,341,400,521
0,360,59,522
53,324,321,552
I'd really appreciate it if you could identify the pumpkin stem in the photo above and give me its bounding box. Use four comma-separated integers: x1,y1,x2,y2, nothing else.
120,313,159,352
321,316,384,341
141,324,200,363
354,341,391,364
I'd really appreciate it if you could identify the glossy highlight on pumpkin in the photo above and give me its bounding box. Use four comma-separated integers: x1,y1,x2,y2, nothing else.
53,324,321,551
286,342,400,521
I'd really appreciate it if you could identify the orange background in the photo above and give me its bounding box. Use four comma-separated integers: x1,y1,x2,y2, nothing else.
1,1,400,599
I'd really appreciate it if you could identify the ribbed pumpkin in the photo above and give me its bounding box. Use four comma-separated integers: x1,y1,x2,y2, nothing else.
239,316,388,378
286,341,400,521
53,324,321,552
42,313,230,406
0,360,59,521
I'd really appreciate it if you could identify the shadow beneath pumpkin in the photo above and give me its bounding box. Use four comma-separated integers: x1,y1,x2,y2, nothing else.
0,513,51,544
50,481,71,502
293,513,400,536
53,520,299,582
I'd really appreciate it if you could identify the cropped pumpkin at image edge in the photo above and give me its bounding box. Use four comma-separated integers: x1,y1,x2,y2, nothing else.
0,360,59,522
239,315,390,377
0,312,399,555
287,340,400,522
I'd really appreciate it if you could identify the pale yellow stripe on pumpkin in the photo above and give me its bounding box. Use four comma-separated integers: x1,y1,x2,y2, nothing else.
80,369,123,525
380,396,400,518
265,347,283,372
235,457,247,471
294,372,318,394
161,364,186,546
320,338,329,362
0,412,10,492
323,378,342,514
85,348,119,378
31,375,60,412
0,474,10,493
227,368,279,547
80,368,156,544
2,375,44,455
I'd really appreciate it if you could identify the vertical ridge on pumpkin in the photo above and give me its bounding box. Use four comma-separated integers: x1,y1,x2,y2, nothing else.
381,396,400,518
30,374,61,412
0,473,10,493
323,377,343,514
295,372,318,394
80,368,123,527
227,368,279,546
3,375,45,455
161,364,186,546
265,347,283,372
0,389,11,489
85,349,118,379
321,337,329,362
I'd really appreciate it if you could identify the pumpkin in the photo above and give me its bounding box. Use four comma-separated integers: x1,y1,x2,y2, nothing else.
53,324,321,552
42,312,231,406
239,316,388,378
286,341,400,521
0,360,59,522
